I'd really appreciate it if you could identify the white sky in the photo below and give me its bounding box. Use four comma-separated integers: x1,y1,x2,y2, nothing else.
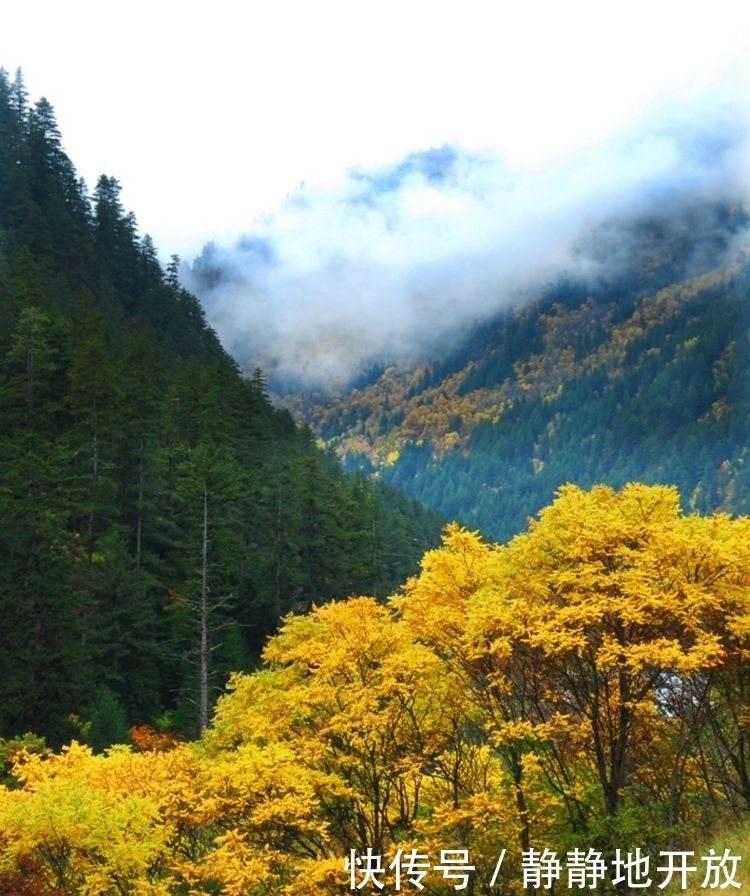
4,0,750,260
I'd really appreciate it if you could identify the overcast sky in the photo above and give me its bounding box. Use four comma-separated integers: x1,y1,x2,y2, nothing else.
4,1,748,255
4,1,750,385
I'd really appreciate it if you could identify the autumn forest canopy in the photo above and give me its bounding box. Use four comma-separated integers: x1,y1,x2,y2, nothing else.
1,66,750,894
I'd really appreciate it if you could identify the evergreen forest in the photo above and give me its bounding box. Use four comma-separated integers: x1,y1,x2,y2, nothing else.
0,67,443,744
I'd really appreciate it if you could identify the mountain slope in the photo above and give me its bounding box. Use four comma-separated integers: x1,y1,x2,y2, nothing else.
0,67,444,743
289,204,750,541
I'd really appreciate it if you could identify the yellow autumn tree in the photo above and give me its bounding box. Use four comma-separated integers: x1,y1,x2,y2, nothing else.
204,590,520,892
456,482,750,850
0,740,201,894
393,484,750,860
208,598,466,871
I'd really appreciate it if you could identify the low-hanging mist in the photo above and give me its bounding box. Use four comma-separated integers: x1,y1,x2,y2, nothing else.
183,89,750,391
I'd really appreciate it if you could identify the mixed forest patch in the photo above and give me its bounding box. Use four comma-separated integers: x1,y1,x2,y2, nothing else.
293,209,750,541
1,483,749,893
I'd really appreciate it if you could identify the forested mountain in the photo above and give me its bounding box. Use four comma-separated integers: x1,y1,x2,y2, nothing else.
0,67,443,744
3,66,750,896
290,202,750,541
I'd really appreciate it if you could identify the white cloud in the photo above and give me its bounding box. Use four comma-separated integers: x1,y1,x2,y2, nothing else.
3,1,750,385
184,83,750,388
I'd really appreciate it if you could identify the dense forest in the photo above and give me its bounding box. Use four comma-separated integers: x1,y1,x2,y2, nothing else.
293,204,750,541
0,67,444,744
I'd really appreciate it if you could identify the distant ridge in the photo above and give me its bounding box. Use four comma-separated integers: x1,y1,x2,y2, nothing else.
287,200,750,541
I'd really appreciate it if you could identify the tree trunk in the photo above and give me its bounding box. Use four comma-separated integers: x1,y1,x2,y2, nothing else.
199,480,210,734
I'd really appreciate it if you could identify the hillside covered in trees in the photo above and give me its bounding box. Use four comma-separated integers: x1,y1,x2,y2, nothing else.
291,203,750,541
0,67,444,744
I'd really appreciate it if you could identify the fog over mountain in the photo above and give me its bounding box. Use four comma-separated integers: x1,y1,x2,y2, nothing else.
184,88,750,390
